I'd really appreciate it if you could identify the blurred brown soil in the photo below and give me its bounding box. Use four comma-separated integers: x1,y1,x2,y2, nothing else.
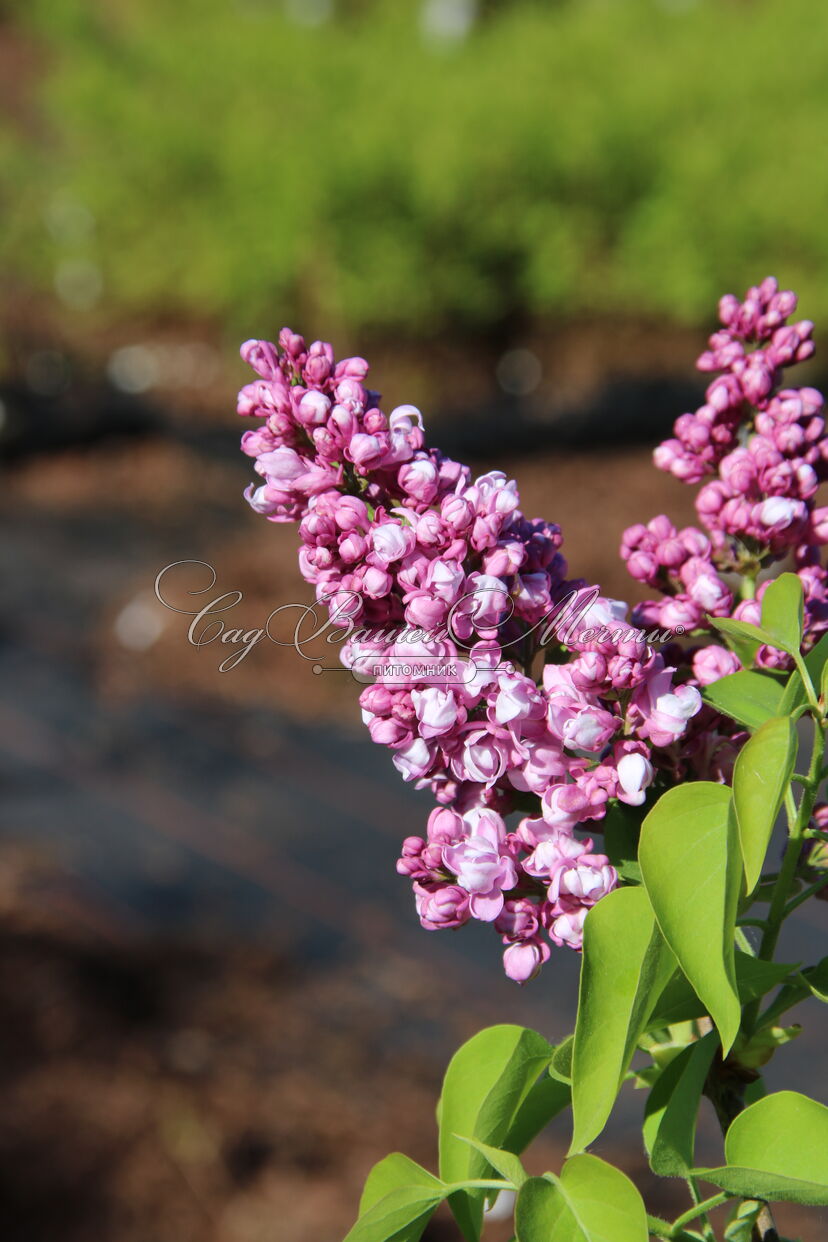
0,850,556,1242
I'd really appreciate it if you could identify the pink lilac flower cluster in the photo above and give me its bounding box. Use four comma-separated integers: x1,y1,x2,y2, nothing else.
623,279,828,721
238,329,705,982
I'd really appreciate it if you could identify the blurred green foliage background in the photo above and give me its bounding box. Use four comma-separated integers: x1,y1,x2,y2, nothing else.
3,0,827,344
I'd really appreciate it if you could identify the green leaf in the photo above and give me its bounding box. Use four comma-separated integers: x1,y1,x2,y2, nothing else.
643,1032,718,1176
723,1199,763,1242
344,1184,444,1242
760,573,804,656
732,716,798,893
702,670,785,731
602,802,643,883
710,577,803,662
642,1043,691,1156
570,887,674,1152
649,953,795,1028
802,956,828,1002
779,631,828,715
456,1137,527,1188
439,1025,554,1241
698,1090,828,1206
514,1157,648,1241
503,1073,571,1154
359,1153,443,1216
733,954,798,1002
639,783,742,1053
708,617,763,667
548,1036,573,1085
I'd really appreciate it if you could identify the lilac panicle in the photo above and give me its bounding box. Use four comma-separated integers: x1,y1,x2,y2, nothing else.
239,297,824,979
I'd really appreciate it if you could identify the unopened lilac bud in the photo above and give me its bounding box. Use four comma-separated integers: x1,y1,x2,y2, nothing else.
296,390,331,427
362,565,393,598
334,355,370,380
495,898,540,941
396,837,429,878
811,507,828,544
718,294,741,327
692,644,741,686
503,938,550,984
626,550,659,584
707,374,742,412
338,531,367,563
427,806,464,844
303,340,335,384
240,338,280,379
616,752,654,806
414,881,471,930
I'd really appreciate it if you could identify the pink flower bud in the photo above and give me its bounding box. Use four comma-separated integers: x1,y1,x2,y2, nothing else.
615,752,654,806
240,338,280,379
692,645,741,686
414,882,471,930
503,938,550,983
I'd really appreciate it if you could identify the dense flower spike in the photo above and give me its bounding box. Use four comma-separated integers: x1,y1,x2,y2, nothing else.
239,290,826,979
623,277,828,732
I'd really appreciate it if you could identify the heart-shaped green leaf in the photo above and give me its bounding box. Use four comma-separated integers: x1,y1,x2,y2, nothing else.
702,670,785,731
698,1090,828,1205
639,783,741,1052
439,1025,554,1241
515,1156,648,1241
359,1153,443,1216
732,716,797,893
345,1183,444,1242
570,887,675,1153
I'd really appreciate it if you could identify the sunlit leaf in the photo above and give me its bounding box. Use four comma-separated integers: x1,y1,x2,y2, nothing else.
455,1137,527,1189
760,574,804,656
649,953,796,1028
643,1031,717,1176
732,716,797,892
345,1183,444,1242
639,783,741,1052
438,1025,554,1241
359,1153,442,1215
503,1073,571,1154
698,1091,828,1206
602,802,643,883
779,632,828,714
702,670,785,731
514,1156,648,1241
570,887,674,1152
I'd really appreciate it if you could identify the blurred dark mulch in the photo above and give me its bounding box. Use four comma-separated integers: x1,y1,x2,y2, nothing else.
0,852,487,1242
